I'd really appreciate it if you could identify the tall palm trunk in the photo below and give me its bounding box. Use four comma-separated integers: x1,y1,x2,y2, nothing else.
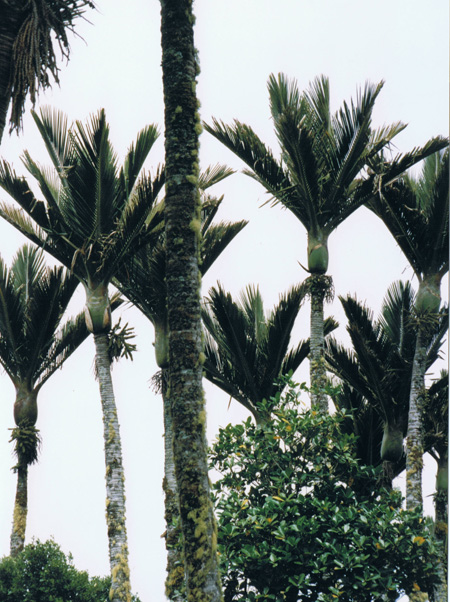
10,465,28,557
160,0,223,599
405,332,426,511
9,387,39,556
94,333,132,602
162,374,185,601
308,275,332,412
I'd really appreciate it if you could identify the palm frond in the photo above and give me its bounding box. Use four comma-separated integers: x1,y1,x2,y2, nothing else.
201,220,248,275
203,283,261,404
198,164,235,190
378,280,415,355
0,160,52,232
119,124,160,198
368,143,449,279
8,1,96,134
204,118,292,205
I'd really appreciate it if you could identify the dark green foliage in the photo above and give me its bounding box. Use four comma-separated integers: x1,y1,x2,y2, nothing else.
0,539,141,602
210,379,440,602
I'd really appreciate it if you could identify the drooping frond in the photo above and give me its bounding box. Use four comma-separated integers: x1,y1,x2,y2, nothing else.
204,118,293,206
8,0,96,134
201,220,248,275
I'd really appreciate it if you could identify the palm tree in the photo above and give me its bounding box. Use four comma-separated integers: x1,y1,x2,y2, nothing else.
0,0,95,143
0,244,90,556
205,73,445,412
368,148,449,512
0,107,164,602
115,184,247,601
326,281,448,488
160,0,223,598
203,282,338,424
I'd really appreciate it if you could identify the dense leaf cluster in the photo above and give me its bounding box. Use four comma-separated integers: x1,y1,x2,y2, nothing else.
0,539,142,602
210,380,440,602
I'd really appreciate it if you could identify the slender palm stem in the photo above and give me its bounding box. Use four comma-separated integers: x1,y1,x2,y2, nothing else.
308,275,332,412
10,465,28,557
94,333,131,602
405,332,426,510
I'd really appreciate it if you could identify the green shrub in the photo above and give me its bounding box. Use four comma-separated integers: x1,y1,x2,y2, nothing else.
0,539,141,602
210,379,440,602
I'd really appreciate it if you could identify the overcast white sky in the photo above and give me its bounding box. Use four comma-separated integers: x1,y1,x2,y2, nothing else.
0,1,448,600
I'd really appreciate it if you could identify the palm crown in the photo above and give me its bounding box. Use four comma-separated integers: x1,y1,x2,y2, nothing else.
327,281,448,465
0,107,165,332
0,244,89,416
205,74,446,274
368,148,449,312
202,282,338,423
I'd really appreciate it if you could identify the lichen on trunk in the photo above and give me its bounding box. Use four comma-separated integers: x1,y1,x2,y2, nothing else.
306,274,332,412
405,332,426,511
94,332,132,602
160,0,223,599
10,465,28,557
162,375,186,601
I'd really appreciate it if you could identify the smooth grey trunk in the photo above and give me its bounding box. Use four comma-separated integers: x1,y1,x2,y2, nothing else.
10,465,27,557
94,333,132,602
308,275,331,412
405,332,426,511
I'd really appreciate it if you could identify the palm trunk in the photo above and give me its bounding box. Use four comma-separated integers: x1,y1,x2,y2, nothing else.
160,0,223,599
405,332,426,511
10,465,28,557
94,333,132,602
308,274,332,412
162,373,186,601
433,452,448,602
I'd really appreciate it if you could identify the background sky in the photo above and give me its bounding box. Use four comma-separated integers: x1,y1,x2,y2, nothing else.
0,1,448,600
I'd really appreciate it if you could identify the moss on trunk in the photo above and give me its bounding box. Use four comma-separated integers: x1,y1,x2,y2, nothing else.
94,333,131,602
307,274,332,412
160,0,223,600
10,465,28,557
